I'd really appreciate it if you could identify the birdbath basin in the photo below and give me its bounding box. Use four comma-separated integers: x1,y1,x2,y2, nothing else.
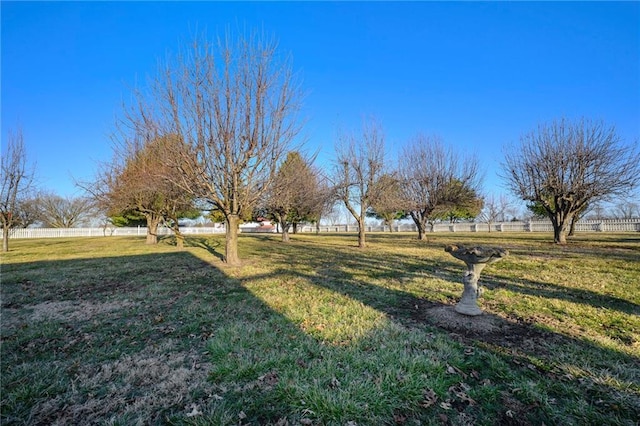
445,244,509,316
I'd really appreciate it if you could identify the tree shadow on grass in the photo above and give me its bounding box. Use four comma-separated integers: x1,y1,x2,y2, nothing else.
239,235,640,397
2,249,357,424
253,233,640,316
2,235,639,425
183,235,225,261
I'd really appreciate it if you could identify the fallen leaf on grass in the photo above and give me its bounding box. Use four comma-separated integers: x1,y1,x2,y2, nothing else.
330,377,341,389
421,388,438,408
258,371,279,388
446,364,468,378
393,413,407,424
185,404,202,417
448,382,476,405
440,401,452,410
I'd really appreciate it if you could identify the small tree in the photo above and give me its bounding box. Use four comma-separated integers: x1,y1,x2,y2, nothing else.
432,179,484,223
1,128,36,252
503,118,640,244
333,119,388,248
400,135,481,240
480,194,513,231
305,175,334,234
91,134,195,247
366,173,405,232
263,151,322,242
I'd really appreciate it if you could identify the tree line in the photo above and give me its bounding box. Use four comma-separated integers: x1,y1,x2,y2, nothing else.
2,31,639,257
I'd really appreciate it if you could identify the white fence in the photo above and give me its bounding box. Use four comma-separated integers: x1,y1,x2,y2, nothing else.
6,226,225,239
301,218,640,234
4,219,640,240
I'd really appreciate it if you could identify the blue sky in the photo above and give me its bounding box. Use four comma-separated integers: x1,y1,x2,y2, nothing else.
2,1,639,201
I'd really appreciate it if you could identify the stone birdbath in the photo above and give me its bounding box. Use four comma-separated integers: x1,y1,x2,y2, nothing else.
445,244,509,316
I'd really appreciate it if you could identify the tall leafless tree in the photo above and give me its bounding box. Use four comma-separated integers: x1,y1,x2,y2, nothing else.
399,135,481,240
1,127,36,252
333,118,388,248
128,32,302,264
503,118,640,244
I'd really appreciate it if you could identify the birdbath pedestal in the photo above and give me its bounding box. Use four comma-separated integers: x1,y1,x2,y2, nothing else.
445,245,509,316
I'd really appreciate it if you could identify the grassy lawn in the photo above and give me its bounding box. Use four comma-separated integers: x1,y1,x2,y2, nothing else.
1,232,638,425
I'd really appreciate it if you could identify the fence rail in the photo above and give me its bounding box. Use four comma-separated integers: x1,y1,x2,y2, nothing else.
4,219,640,240
301,218,640,234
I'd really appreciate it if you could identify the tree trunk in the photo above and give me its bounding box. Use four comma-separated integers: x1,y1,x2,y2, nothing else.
172,224,184,249
282,222,291,243
568,214,578,236
146,214,161,244
552,214,568,245
410,213,427,241
175,232,184,249
225,214,241,265
357,218,366,248
388,219,395,233
2,225,9,252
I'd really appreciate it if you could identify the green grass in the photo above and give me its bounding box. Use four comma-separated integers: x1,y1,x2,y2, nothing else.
1,232,639,425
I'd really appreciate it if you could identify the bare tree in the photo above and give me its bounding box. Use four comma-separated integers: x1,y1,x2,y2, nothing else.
367,173,404,232
126,32,302,264
399,135,481,240
37,192,94,228
263,151,323,242
333,118,388,248
503,118,640,244
306,174,335,234
585,202,608,220
13,195,42,228
614,200,640,219
479,194,513,231
324,204,344,226
1,127,36,252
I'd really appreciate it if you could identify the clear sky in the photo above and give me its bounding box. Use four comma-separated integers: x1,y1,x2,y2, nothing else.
2,1,639,199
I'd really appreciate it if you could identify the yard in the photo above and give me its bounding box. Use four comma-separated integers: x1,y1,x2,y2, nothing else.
1,232,638,425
